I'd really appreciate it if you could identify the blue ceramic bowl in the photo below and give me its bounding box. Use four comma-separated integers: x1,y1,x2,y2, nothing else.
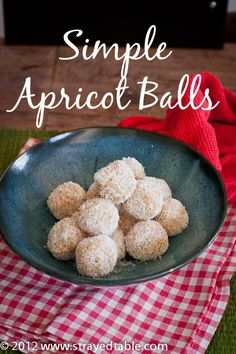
0,127,227,286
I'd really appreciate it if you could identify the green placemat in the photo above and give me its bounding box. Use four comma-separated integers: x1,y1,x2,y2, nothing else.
0,128,235,354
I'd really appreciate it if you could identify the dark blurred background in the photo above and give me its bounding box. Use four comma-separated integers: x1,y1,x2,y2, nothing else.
2,0,235,48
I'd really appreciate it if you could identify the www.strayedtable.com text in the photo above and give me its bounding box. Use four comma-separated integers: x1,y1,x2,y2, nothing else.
0,340,168,352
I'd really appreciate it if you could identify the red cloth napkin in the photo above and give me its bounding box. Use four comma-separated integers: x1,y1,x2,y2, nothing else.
0,139,235,354
118,72,236,203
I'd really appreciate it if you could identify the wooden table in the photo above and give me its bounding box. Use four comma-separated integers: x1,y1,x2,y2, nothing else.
0,42,236,130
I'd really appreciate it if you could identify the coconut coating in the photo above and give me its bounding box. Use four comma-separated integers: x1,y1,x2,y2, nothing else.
155,198,189,236
122,157,145,179
111,227,126,261
86,182,101,199
74,198,119,236
75,234,118,278
126,220,168,261
47,181,86,219
94,160,137,204
119,206,138,235
47,218,85,260
123,180,163,220
141,177,172,201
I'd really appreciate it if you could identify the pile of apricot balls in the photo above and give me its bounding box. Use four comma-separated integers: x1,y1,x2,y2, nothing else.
46,157,188,278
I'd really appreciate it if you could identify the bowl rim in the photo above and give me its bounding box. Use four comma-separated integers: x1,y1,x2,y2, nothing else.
0,126,228,286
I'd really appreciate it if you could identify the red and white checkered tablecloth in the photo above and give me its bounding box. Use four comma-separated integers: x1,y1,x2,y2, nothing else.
0,138,235,354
